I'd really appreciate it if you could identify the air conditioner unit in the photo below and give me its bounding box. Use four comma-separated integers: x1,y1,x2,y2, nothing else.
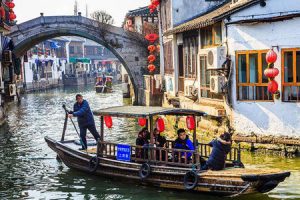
199,46,227,70
9,84,17,96
210,76,225,94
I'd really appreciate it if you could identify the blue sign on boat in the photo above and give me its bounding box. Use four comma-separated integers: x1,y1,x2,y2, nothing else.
117,144,131,162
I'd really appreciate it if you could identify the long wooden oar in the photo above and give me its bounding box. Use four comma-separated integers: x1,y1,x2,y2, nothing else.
62,104,87,150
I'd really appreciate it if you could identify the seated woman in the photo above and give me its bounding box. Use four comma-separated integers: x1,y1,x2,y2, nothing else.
153,128,167,161
174,129,195,161
153,128,166,148
135,128,149,158
201,132,232,171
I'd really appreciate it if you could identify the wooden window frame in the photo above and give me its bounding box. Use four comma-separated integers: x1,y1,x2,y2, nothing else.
281,48,300,102
201,23,222,49
236,50,274,102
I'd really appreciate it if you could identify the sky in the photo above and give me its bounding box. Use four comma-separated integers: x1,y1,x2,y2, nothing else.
14,0,149,26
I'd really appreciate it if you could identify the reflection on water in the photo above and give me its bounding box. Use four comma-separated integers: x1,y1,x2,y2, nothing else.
0,85,299,199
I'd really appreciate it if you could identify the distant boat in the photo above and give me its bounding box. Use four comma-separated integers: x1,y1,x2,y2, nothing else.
95,76,113,93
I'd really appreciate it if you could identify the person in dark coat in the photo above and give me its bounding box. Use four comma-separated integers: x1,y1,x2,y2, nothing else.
174,129,195,160
153,128,167,148
135,128,149,158
201,132,232,171
68,94,100,150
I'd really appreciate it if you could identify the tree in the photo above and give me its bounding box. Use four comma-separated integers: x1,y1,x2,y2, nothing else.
91,10,114,25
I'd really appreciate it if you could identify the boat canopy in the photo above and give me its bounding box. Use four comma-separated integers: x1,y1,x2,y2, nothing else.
93,106,207,118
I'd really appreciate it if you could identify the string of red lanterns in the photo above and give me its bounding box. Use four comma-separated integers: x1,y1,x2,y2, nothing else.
264,49,280,97
145,33,159,73
148,0,160,14
6,0,16,21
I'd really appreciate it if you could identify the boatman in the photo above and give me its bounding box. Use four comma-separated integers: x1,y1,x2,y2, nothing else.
68,94,100,150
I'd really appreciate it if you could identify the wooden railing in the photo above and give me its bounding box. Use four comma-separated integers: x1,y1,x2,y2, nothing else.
166,140,241,162
98,140,241,167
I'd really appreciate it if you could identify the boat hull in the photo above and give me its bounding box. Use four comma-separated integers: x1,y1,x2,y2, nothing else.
95,86,113,93
45,137,290,197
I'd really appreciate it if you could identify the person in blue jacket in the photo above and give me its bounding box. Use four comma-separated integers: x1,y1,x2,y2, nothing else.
68,94,100,150
174,128,195,160
201,132,232,171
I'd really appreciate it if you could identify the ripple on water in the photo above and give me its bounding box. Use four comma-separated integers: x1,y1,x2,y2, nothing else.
0,85,299,199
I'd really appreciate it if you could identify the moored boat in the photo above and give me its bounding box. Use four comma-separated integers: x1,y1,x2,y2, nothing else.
45,106,290,197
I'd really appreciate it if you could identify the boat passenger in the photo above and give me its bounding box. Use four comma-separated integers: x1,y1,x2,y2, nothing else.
201,132,232,171
174,129,195,161
153,128,166,148
68,94,100,150
136,128,149,158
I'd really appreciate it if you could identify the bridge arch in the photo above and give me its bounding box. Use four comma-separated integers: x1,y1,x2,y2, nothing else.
8,15,148,104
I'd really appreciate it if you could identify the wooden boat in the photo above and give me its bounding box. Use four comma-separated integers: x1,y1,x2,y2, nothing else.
95,76,113,93
45,106,290,197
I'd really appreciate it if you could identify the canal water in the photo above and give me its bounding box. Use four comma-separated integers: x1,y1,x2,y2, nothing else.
0,85,299,200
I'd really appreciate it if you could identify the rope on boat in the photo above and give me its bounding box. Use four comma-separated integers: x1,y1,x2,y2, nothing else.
228,183,251,198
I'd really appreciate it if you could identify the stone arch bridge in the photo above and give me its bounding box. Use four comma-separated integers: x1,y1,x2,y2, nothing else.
8,15,148,104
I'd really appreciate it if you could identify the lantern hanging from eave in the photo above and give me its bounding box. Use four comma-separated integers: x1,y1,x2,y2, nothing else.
186,116,195,131
266,49,277,64
148,4,157,11
151,0,160,6
7,2,15,9
156,117,165,133
147,64,156,73
267,80,278,94
156,45,160,53
148,45,156,53
148,55,156,63
0,7,5,18
138,118,147,127
264,67,279,79
145,33,159,43
104,116,113,129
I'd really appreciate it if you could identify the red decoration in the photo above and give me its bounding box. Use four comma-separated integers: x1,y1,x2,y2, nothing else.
147,64,156,73
156,45,160,53
104,116,113,128
145,33,159,43
102,61,106,65
266,49,277,64
268,80,278,94
0,7,5,18
156,118,165,133
151,0,160,6
148,45,156,53
148,4,157,11
148,55,156,63
9,12,16,20
138,118,147,127
7,2,15,9
264,68,279,79
186,116,195,131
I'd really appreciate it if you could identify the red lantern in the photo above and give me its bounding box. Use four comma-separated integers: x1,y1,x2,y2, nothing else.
267,80,278,94
264,68,279,78
266,49,277,64
186,116,195,131
156,45,160,53
138,118,147,127
148,4,157,11
104,116,113,128
151,0,160,6
156,118,165,133
7,2,15,9
148,55,156,63
145,33,159,43
148,64,156,73
148,45,156,53
0,7,5,18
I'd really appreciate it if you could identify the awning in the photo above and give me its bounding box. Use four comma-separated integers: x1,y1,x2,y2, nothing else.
69,57,91,63
93,106,207,117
